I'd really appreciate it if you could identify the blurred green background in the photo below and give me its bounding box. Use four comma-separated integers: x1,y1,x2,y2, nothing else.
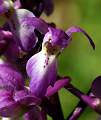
43,0,101,120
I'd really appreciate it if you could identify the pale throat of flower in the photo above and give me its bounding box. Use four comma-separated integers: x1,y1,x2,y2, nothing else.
42,33,61,56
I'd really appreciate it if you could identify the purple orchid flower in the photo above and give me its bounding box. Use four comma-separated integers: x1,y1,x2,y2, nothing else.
9,11,48,51
0,59,70,119
0,1,98,119
26,18,95,98
0,1,44,52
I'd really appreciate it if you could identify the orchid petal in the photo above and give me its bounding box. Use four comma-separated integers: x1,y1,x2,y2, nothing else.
26,51,57,97
43,27,70,49
22,17,48,34
0,60,24,91
9,9,48,51
0,90,25,118
9,9,37,51
66,26,95,49
46,77,71,97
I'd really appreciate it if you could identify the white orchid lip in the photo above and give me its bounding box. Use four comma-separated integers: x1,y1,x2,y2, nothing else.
26,50,57,97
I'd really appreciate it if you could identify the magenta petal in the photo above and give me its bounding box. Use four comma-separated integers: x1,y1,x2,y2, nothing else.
43,27,70,49
46,78,71,97
0,90,23,117
22,17,48,34
0,61,24,91
26,51,57,97
9,9,37,51
9,9,48,51
66,26,95,49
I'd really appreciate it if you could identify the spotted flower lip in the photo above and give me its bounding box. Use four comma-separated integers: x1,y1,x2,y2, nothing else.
26,51,57,97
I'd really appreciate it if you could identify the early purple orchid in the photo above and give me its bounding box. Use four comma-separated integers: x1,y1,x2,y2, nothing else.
0,0,101,120
26,25,95,97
